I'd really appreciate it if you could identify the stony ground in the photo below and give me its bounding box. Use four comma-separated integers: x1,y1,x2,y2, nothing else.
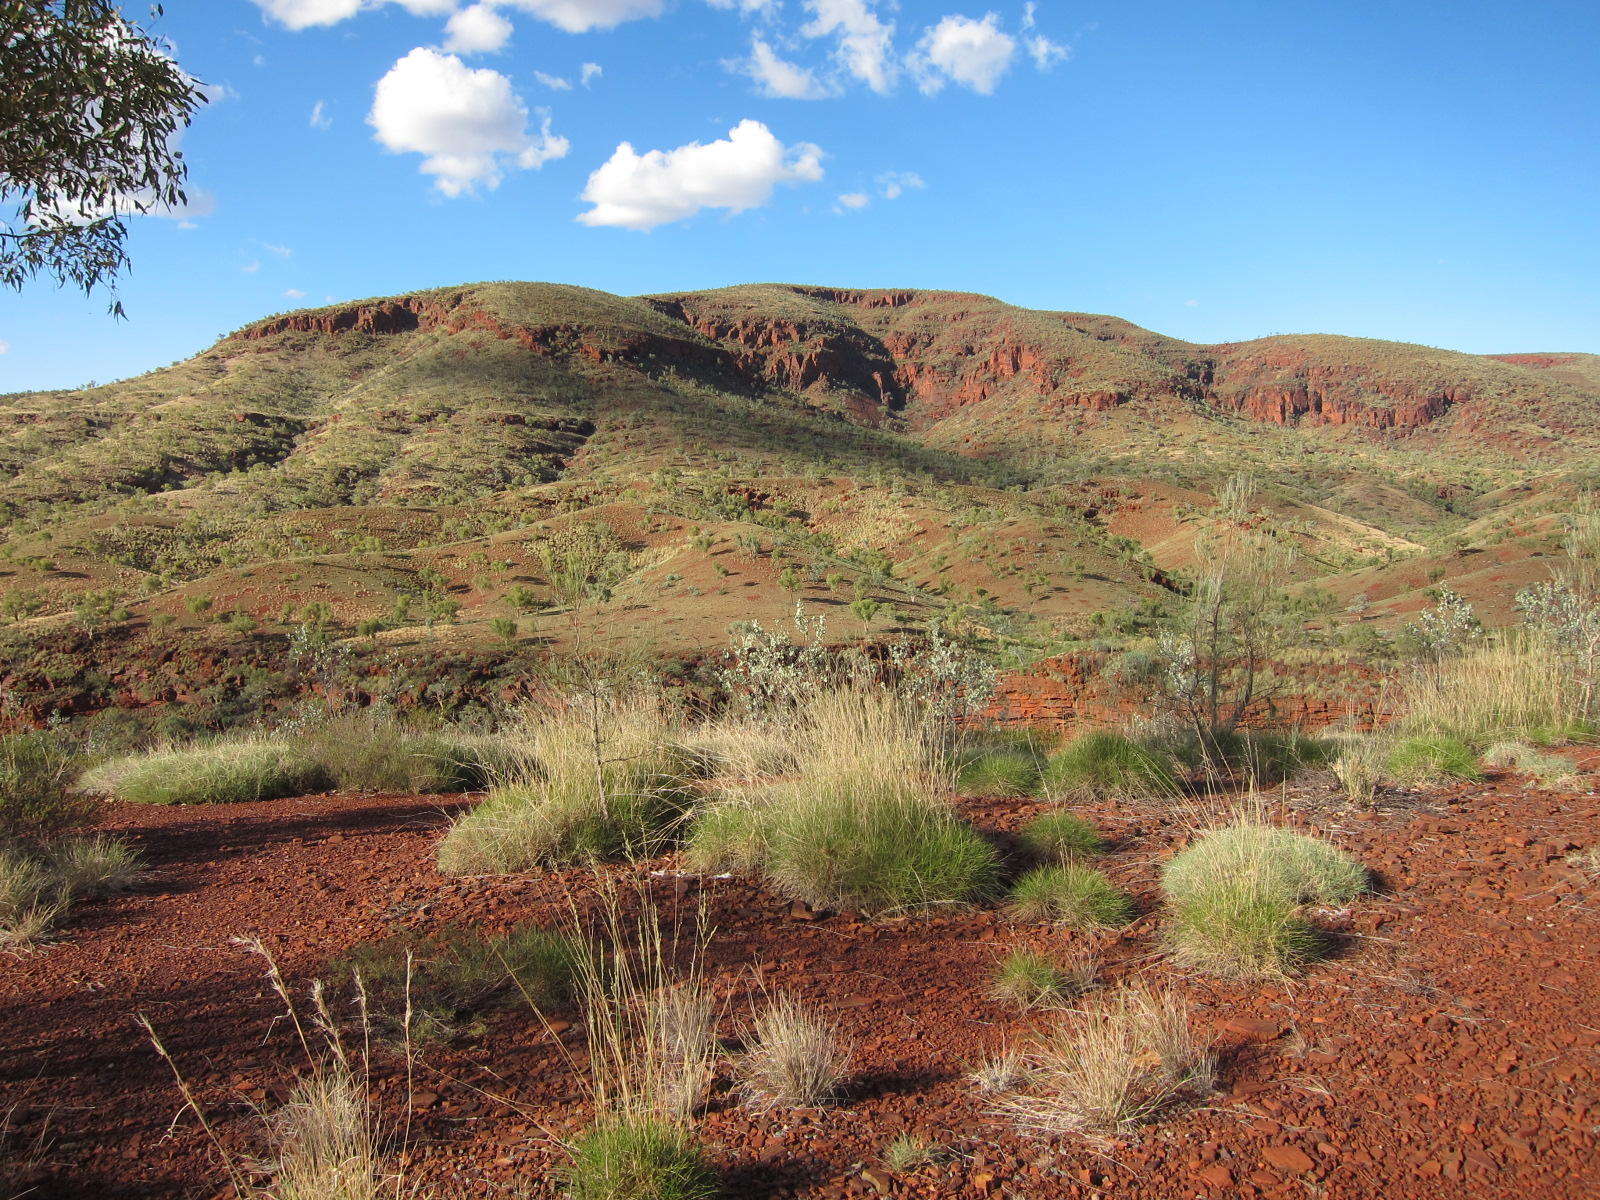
3,756,1598,1200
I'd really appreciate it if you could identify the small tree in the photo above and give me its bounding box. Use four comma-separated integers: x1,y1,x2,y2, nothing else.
1405,584,1482,663
1160,535,1296,748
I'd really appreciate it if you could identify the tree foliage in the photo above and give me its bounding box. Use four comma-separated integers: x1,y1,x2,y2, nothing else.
0,1,205,311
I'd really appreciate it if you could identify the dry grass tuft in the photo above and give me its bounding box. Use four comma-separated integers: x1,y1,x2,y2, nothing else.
269,1067,381,1200
737,994,850,1111
995,984,1213,1137
1402,640,1585,744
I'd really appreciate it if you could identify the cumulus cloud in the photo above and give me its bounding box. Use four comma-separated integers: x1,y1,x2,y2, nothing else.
1026,32,1068,69
801,0,897,94
369,47,569,195
912,13,1016,94
0,339,10,355
284,289,308,299
498,0,663,33
581,62,603,86
837,191,869,208
877,169,923,198
252,0,454,30
578,119,823,231
535,70,572,90
444,3,514,53
737,36,831,99
310,100,333,129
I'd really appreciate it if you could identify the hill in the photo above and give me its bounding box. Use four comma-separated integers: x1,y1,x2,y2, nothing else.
1,280,1596,730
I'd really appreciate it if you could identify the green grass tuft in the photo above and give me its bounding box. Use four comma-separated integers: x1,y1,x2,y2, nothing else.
1386,735,1483,786
564,1120,719,1200
1043,732,1177,800
955,747,1044,798
1018,810,1105,862
1008,865,1133,929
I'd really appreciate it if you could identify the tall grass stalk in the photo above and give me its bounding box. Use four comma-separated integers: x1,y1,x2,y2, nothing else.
1401,639,1584,744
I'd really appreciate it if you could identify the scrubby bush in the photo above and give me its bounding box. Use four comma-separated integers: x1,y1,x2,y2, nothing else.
1162,821,1365,979
1386,735,1483,785
1043,731,1177,800
334,921,580,1040
0,731,94,836
437,700,697,874
1008,866,1132,929
1018,811,1105,862
737,994,849,1110
80,740,329,805
564,1119,719,1200
995,984,1214,1135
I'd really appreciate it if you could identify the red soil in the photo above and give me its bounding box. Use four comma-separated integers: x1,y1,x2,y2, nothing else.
4,766,1599,1200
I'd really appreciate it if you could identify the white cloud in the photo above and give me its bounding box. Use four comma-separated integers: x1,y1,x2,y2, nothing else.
736,36,831,99
498,0,663,33
251,0,362,29
1026,33,1068,69
263,242,293,257
706,0,779,14
310,99,333,129
912,13,1016,95
0,339,10,356
534,70,572,90
581,62,603,86
285,289,308,299
444,3,514,53
578,119,824,231
368,47,570,196
801,0,897,93
1185,299,1199,307
242,261,261,274
837,191,869,208
877,169,923,198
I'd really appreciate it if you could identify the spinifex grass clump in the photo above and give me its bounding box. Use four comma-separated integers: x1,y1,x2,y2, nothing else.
80,740,329,805
564,1121,719,1200
1386,735,1483,785
1018,810,1105,862
1161,819,1366,979
688,688,1000,913
1007,866,1133,929
954,741,1046,798
0,834,143,948
995,984,1213,1136
334,921,580,1040
987,948,1097,1011
309,711,513,794
737,994,849,1110
437,698,698,873
1043,731,1177,800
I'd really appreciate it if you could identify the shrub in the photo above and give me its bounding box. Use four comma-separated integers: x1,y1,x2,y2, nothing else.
1386,735,1483,786
564,1120,719,1200
955,747,1044,798
437,701,695,874
996,984,1213,1135
737,994,849,1110
0,731,93,836
1008,866,1132,929
1043,732,1176,800
80,740,329,805
1162,821,1365,979
1018,811,1105,862
334,921,579,1040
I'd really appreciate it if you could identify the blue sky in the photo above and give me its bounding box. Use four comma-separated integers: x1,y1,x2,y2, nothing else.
2,0,1597,392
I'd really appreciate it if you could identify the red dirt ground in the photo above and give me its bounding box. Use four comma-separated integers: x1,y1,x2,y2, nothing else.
3,761,1598,1200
